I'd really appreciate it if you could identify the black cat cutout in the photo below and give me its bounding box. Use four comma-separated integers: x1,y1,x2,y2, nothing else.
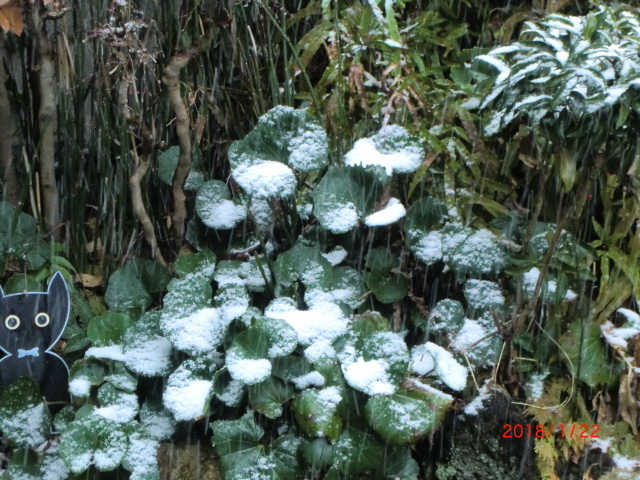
0,272,70,404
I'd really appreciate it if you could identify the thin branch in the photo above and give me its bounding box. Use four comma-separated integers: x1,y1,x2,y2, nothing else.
162,22,217,248
118,72,168,267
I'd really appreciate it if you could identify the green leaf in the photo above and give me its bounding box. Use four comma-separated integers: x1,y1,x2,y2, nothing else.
428,299,465,334
105,362,138,392
302,438,334,472
4,273,41,294
228,105,328,172
195,180,247,230
105,263,152,314
560,321,623,389
271,355,312,382
226,317,296,385
365,387,452,445
362,247,408,304
59,414,128,473
329,427,385,476
312,166,386,234
123,311,173,377
383,447,419,480
69,359,107,397
174,250,217,278
292,387,343,441
344,125,424,176
248,377,295,419
440,223,506,276
87,311,133,346
274,242,333,289
158,146,205,191
123,431,160,480
212,412,302,480
214,259,267,292
163,359,214,421
96,382,139,423
0,377,51,448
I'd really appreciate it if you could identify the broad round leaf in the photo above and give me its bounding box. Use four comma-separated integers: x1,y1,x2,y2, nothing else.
59,415,128,473
195,180,247,230
292,387,343,441
0,377,50,448
365,386,452,445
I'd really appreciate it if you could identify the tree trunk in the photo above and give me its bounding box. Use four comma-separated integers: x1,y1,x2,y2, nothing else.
27,1,59,234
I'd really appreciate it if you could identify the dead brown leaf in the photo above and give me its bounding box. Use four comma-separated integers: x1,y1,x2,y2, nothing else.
0,4,23,35
74,273,104,288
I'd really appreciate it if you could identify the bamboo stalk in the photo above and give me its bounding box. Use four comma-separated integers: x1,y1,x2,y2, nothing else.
0,34,18,205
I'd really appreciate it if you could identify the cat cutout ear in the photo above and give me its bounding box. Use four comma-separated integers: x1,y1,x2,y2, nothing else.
45,271,71,350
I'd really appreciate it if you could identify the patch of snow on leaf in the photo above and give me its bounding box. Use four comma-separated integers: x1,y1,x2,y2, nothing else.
322,246,347,266
226,353,272,385
316,201,359,233
345,138,420,176
266,299,348,346
411,342,467,391
292,371,325,389
364,198,406,226
161,307,228,355
198,199,246,230
69,377,91,397
411,230,443,265
0,403,48,448
95,392,138,423
85,345,126,361
464,280,505,311
125,433,160,480
163,365,213,421
233,160,296,198
124,334,172,377
342,357,395,395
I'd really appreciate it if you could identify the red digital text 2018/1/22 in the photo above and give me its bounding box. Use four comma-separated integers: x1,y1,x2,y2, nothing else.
502,424,600,439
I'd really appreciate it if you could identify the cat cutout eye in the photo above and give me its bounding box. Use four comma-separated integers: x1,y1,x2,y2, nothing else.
0,272,70,405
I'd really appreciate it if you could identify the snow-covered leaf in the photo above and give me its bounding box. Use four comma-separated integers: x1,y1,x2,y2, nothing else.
195,180,247,229
123,311,173,377
293,386,343,441
163,359,214,421
0,377,50,448
344,125,424,176
365,386,452,445
59,415,128,473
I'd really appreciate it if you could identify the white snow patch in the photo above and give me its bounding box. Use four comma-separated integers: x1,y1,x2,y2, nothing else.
292,371,325,389
163,366,213,421
233,160,296,198
85,345,126,361
161,307,229,354
266,299,348,347
364,198,406,226
198,199,246,229
345,138,421,176
95,392,138,423
322,246,347,266
318,201,359,233
227,354,272,385
411,342,467,391
69,377,91,397
124,335,173,377
342,357,395,395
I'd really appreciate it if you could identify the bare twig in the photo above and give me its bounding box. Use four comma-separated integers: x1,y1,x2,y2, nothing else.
118,72,168,266
162,22,217,248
